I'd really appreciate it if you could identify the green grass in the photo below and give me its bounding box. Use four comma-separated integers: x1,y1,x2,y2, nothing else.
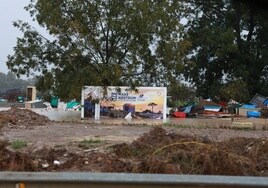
78,139,102,149
10,140,27,149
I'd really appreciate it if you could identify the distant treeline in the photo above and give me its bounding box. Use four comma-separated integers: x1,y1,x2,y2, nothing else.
0,72,35,100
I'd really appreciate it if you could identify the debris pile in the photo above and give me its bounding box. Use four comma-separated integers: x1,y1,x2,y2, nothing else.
0,107,50,129
0,140,34,171
113,127,261,175
171,94,268,119
0,127,267,176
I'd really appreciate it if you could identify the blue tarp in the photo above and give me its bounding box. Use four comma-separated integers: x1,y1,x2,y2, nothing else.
84,100,109,113
264,99,268,106
242,104,256,109
247,111,261,118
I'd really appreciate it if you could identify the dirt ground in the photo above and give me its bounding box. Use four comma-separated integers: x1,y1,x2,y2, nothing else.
0,107,268,176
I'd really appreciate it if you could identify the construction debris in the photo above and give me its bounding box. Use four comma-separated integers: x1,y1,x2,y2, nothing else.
0,127,267,176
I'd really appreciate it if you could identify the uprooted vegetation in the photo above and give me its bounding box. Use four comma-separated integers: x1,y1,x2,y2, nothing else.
0,127,267,176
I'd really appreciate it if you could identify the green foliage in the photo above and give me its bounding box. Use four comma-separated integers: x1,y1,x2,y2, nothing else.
7,0,185,101
219,79,250,103
0,72,35,101
182,0,268,99
10,140,27,149
78,139,102,149
7,0,268,101
0,72,34,90
167,81,196,107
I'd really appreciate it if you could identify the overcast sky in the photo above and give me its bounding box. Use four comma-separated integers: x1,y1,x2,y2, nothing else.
0,0,39,74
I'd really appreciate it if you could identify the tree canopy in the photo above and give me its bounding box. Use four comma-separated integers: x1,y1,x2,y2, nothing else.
6,0,268,102
182,0,268,101
7,0,186,100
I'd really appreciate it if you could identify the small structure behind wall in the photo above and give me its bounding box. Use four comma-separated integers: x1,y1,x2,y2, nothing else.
25,86,45,109
26,86,37,101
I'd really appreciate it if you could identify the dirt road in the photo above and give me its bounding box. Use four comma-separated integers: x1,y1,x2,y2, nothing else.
1,122,268,148
0,107,268,175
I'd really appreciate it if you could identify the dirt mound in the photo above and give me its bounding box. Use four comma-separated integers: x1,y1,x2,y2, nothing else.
222,137,268,174
0,140,34,171
0,107,50,129
113,127,260,175
0,127,267,176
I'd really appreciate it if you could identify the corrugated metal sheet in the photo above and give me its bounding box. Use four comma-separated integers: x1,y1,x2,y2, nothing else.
250,93,267,108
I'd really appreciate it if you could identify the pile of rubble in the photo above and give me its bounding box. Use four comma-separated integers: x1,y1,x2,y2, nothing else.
0,127,267,176
172,94,268,119
0,107,50,129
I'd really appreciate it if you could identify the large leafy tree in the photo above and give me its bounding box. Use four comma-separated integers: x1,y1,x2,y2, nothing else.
167,81,196,107
181,0,268,100
219,79,250,103
7,0,185,100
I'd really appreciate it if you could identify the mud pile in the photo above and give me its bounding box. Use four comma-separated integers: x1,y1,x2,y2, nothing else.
0,127,267,176
0,107,50,129
0,140,34,171
113,127,268,175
